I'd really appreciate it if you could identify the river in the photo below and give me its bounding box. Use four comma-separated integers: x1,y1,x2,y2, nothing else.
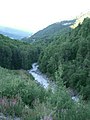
29,63,49,88
29,63,79,102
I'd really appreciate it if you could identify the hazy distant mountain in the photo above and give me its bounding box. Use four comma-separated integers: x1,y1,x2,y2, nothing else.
0,26,32,40
22,19,75,43
71,11,90,28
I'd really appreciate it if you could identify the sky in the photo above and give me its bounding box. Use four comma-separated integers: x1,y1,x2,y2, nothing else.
0,0,90,33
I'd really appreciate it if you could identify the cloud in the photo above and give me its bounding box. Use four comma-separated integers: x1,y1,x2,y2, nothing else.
0,0,90,32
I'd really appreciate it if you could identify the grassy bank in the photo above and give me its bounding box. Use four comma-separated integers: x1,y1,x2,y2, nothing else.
0,66,90,120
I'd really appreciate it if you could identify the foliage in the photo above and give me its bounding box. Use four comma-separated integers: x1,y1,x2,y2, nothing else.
0,66,90,120
0,34,39,69
0,17,90,119
39,18,90,100
0,66,47,117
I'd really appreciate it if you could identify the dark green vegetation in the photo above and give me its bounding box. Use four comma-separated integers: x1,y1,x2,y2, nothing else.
0,34,39,69
0,17,90,119
39,18,90,100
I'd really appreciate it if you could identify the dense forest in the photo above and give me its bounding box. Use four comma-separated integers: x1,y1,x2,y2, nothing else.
0,34,39,69
38,18,90,100
0,18,90,119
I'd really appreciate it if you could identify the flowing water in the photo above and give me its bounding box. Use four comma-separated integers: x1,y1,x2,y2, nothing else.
29,63,79,102
29,63,49,88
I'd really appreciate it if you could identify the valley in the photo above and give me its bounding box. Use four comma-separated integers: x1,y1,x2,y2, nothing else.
0,26,32,40
0,15,90,120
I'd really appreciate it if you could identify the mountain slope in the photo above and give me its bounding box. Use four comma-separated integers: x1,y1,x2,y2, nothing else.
0,34,38,69
0,26,32,40
39,17,90,100
22,19,75,42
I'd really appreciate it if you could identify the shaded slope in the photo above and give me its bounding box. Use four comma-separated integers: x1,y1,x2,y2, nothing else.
0,34,38,69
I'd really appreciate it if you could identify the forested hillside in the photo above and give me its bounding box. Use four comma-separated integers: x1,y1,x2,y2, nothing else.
39,18,90,100
0,34,39,69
